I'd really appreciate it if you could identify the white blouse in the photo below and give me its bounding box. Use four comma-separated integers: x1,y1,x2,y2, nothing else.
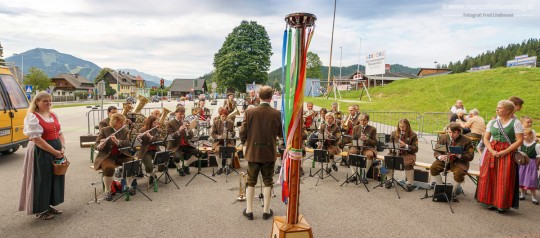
23,112,63,139
486,118,524,133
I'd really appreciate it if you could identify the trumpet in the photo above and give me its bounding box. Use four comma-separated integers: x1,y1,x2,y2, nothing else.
237,172,247,201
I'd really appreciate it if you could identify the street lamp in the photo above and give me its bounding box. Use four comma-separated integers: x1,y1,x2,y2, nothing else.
434,61,438,69
339,46,343,79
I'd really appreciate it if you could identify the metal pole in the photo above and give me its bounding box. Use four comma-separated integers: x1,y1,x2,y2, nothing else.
339,46,342,79
326,0,337,91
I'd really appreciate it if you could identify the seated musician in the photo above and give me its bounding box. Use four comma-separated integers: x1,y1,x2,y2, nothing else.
430,122,474,200
166,106,204,176
196,99,212,128
385,118,419,192
244,90,260,110
318,113,341,174
150,109,162,119
137,116,162,186
98,106,118,130
338,105,360,150
212,108,236,175
348,113,377,183
303,102,318,129
223,93,237,114
330,101,340,114
308,108,327,148
94,113,135,201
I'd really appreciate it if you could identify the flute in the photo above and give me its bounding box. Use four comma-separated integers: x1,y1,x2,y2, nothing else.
137,125,160,140
97,125,126,150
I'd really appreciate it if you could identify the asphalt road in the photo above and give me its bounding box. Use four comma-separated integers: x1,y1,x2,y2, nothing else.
1,99,539,238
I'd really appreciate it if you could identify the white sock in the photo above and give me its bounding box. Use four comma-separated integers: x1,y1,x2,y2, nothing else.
125,177,134,189
387,170,394,180
246,186,255,213
350,166,357,175
103,176,114,193
433,175,443,185
365,159,373,179
263,187,272,214
405,170,414,185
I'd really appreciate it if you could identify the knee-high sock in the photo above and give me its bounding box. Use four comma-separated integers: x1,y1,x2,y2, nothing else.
405,170,414,185
452,182,461,195
386,169,394,180
433,175,443,185
365,159,373,178
185,155,198,167
221,158,227,168
350,165,357,175
329,159,335,166
263,187,272,214
103,176,114,193
246,186,255,213
126,177,134,188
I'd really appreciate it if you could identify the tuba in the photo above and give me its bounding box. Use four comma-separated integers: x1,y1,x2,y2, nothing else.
237,172,248,201
122,103,133,116
159,108,171,125
134,95,149,114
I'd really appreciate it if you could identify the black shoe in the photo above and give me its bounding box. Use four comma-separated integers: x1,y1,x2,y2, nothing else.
216,168,224,175
243,208,253,220
275,166,281,175
450,194,459,202
262,209,274,220
225,167,231,175
360,178,369,184
405,184,414,192
332,164,338,172
326,167,332,174
347,176,358,183
384,180,393,189
177,168,185,177
300,167,304,177
184,166,191,175
104,192,113,201
519,194,526,200
533,200,539,205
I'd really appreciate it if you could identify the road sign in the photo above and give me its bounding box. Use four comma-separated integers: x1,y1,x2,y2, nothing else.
25,85,33,93
26,93,31,101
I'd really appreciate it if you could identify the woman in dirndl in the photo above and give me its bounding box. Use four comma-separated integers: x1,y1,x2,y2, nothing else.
19,92,66,220
476,100,524,213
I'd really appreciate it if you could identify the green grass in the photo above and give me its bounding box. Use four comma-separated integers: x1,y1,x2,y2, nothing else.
308,67,540,132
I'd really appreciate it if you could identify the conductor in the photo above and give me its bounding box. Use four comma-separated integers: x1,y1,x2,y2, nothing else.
240,86,282,220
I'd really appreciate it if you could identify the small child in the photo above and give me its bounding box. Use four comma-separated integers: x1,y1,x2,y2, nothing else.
518,128,540,205
521,116,538,141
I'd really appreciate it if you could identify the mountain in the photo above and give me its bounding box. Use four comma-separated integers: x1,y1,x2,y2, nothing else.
117,68,172,87
267,64,420,85
5,48,101,80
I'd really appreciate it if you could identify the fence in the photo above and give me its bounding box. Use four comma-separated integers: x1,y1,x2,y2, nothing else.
86,107,162,134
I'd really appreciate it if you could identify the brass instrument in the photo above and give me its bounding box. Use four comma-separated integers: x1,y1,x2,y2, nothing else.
191,106,201,116
342,114,351,132
122,103,133,116
227,108,240,121
334,111,343,123
237,172,247,201
134,95,149,114
226,99,234,112
159,108,171,125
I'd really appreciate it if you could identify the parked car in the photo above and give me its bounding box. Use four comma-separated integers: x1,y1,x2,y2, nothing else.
151,96,160,103
126,96,137,104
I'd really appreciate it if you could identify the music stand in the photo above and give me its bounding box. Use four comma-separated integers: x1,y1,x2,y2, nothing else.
373,155,405,199
218,146,238,182
154,151,179,190
309,149,338,186
113,160,152,202
185,150,217,186
340,154,369,192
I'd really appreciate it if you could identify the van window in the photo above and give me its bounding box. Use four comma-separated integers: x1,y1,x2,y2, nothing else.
0,74,29,109
0,91,5,110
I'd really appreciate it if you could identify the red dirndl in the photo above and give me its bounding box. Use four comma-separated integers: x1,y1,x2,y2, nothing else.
476,141,519,210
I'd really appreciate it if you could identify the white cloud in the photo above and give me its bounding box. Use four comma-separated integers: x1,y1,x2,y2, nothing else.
0,0,538,79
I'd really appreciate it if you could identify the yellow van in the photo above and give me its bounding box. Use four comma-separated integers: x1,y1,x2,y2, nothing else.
0,65,29,154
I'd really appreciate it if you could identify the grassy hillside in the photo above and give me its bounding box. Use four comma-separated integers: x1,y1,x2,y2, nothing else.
308,67,540,131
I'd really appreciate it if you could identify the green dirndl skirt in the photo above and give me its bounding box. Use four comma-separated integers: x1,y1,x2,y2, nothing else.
33,139,65,214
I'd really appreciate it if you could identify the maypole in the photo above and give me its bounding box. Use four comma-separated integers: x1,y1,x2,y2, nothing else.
271,13,316,238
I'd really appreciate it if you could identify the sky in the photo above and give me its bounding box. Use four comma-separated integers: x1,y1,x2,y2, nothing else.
0,0,538,79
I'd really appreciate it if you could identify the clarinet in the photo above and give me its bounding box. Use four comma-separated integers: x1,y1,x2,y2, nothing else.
399,132,405,156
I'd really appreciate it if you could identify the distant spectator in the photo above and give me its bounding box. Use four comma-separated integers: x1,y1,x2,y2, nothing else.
508,96,524,118
459,109,486,139
450,109,467,123
272,91,279,108
450,100,466,114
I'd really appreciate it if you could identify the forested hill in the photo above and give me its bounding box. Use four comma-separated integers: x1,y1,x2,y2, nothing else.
267,64,420,85
447,38,540,73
